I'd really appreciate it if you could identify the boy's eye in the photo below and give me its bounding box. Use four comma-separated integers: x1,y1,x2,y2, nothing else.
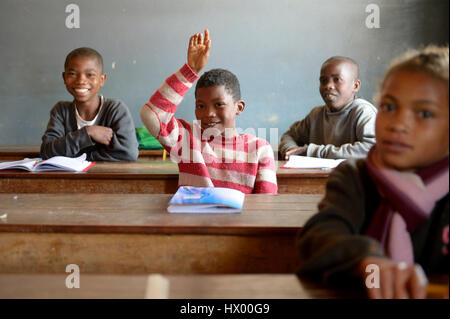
196,104,205,109
418,110,433,119
333,77,341,82
215,102,225,107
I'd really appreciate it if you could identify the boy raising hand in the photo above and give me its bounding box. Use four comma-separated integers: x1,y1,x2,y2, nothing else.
140,30,277,194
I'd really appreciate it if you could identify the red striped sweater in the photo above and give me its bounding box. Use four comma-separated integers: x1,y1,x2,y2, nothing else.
141,64,277,194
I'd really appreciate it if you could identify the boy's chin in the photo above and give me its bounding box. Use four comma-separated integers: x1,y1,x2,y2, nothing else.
71,95,96,104
325,103,345,112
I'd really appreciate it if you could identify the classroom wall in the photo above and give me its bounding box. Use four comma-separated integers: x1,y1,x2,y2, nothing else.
0,0,448,146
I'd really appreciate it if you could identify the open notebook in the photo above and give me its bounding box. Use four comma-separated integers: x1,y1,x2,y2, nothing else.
168,186,245,213
281,155,345,169
0,153,95,172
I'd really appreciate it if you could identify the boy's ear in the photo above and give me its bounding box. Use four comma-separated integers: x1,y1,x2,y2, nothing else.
353,79,361,92
62,72,66,83
100,73,107,87
235,100,246,115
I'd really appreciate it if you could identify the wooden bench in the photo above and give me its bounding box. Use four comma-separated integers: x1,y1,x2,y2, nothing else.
0,273,364,299
0,273,446,299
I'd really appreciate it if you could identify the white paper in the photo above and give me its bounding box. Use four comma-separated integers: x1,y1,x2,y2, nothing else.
281,155,345,169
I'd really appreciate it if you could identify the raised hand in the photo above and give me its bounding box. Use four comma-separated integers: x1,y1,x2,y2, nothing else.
187,29,211,74
86,125,114,146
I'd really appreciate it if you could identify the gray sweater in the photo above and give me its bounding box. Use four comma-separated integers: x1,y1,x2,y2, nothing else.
279,98,377,159
40,98,138,162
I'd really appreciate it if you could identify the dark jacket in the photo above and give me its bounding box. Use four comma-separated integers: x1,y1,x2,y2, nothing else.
296,159,449,286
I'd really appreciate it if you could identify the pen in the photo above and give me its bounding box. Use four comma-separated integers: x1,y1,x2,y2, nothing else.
34,158,43,166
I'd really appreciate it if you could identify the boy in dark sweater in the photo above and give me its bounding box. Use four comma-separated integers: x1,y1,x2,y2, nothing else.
41,47,138,161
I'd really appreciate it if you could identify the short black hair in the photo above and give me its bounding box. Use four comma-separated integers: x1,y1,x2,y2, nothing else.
64,47,104,73
195,68,241,101
323,56,359,80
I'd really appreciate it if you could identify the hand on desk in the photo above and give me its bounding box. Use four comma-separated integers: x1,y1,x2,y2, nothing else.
285,146,307,160
86,125,113,146
358,256,428,299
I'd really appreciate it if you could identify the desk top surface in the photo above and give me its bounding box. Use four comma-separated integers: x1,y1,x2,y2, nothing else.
0,193,321,235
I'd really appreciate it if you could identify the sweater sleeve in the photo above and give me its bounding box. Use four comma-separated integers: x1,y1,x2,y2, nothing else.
253,140,278,194
86,100,139,162
296,160,384,286
305,104,377,159
40,103,95,159
279,115,311,158
139,64,199,158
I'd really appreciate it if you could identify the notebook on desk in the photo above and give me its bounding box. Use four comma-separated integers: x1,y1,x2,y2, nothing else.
0,153,95,172
167,186,245,213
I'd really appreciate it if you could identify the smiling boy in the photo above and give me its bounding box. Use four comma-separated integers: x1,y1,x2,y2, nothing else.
279,56,377,159
140,30,277,194
40,47,138,161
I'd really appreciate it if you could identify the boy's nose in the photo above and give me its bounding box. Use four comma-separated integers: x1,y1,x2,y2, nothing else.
75,74,87,83
206,106,216,117
324,80,335,89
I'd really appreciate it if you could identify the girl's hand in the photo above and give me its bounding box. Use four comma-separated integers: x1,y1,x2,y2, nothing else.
359,257,428,299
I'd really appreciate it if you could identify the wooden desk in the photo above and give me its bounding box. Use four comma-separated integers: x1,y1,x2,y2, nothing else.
0,145,164,161
0,273,446,299
0,161,329,194
137,149,165,160
276,163,329,194
0,193,321,274
0,273,362,299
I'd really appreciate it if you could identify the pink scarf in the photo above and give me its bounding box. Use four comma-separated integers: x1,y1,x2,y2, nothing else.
365,147,449,264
